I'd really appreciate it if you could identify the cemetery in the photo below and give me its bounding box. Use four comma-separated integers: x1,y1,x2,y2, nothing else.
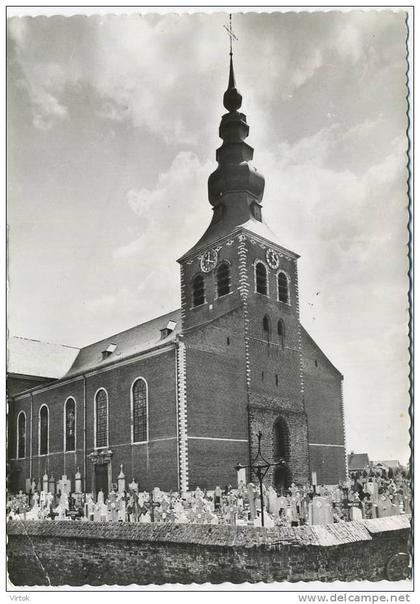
6,465,411,585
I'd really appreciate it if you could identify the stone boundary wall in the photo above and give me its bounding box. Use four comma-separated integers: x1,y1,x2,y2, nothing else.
7,516,411,586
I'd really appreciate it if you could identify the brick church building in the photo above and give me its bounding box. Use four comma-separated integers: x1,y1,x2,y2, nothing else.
7,55,347,497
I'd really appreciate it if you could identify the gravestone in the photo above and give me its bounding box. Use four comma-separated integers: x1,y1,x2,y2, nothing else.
350,506,363,521
85,494,95,521
93,503,101,522
74,468,82,494
48,474,56,495
311,496,333,525
267,486,278,515
247,483,257,520
237,467,246,488
42,473,49,493
128,478,138,493
58,475,71,495
117,465,125,494
377,497,393,518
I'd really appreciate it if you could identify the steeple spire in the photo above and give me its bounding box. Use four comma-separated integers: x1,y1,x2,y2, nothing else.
223,15,242,111
207,15,265,212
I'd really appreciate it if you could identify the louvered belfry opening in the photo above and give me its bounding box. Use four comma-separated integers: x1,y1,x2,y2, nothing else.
217,261,231,297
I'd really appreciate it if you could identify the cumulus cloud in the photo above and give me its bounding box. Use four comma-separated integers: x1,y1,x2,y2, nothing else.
113,151,213,261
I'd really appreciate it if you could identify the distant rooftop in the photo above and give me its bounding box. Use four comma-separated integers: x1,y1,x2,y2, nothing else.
372,460,402,469
347,453,370,470
7,336,80,380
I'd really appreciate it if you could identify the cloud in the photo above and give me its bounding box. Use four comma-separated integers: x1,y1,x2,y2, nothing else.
113,151,213,261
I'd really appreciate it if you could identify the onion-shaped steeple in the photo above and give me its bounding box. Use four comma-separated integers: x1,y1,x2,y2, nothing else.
208,53,265,212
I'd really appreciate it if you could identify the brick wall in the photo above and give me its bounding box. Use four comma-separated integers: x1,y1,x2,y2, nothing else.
7,516,411,586
301,328,346,484
184,307,249,488
8,349,178,493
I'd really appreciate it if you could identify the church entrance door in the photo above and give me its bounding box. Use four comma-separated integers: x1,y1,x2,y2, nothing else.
95,464,108,499
273,465,291,494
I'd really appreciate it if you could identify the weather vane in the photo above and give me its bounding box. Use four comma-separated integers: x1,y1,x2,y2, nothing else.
223,13,238,56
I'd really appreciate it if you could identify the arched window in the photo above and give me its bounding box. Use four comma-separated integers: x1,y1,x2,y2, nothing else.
39,405,49,456
64,397,76,452
273,416,290,462
278,319,285,348
216,261,231,297
192,274,205,307
17,411,26,459
255,262,268,295
278,271,289,304
132,378,148,443
95,389,108,448
263,314,271,341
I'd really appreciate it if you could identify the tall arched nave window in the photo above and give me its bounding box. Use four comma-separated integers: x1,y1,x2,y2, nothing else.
95,389,108,448
17,411,26,459
64,397,76,452
39,405,49,456
132,378,148,443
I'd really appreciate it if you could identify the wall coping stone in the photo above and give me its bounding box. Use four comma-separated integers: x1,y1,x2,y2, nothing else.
7,515,410,548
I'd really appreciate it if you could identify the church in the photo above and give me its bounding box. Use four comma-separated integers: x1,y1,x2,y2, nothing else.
7,52,347,497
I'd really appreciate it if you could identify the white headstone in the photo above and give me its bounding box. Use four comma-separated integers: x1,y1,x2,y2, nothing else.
74,469,82,494
128,478,138,492
237,467,246,487
117,464,126,494
311,497,333,525
350,506,363,521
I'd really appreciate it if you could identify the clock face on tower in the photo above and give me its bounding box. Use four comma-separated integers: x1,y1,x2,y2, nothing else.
266,248,280,270
200,248,218,273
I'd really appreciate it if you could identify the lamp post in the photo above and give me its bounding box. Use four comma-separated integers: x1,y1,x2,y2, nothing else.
234,430,284,527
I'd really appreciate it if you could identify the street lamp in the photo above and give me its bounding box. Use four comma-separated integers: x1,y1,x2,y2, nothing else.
235,430,284,527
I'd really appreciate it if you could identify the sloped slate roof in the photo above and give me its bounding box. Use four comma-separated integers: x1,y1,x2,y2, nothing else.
179,218,299,261
64,309,182,378
347,453,370,470
300,325,343,378
7,336,80,380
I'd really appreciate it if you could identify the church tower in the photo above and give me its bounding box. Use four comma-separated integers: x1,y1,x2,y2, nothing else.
177,48,311,491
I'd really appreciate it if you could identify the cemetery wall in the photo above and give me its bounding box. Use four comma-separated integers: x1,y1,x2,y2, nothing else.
7,517,410,586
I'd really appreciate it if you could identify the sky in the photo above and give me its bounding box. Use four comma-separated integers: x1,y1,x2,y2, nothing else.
7,9,410,463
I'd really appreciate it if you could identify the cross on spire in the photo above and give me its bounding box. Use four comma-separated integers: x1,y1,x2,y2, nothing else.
223,13,238,56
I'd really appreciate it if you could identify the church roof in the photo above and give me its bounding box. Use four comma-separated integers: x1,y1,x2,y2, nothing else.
64,308,182,378
300,326,343,378
179,218,299,262
7,336,80,380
